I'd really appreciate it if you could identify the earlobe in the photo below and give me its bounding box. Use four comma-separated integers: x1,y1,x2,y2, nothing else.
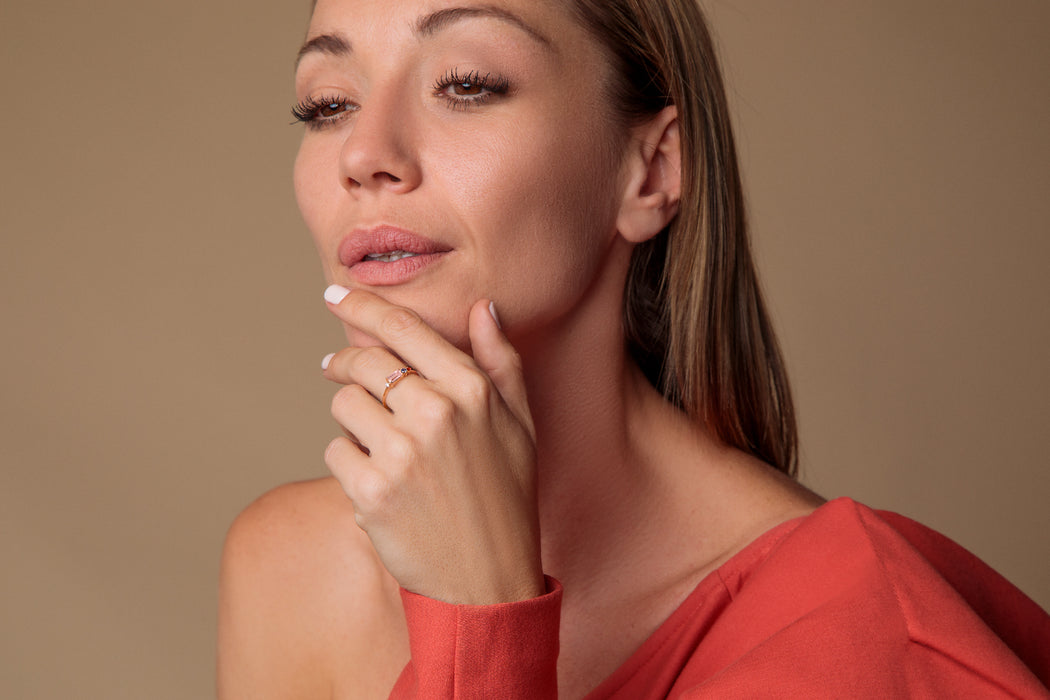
616,106,682,244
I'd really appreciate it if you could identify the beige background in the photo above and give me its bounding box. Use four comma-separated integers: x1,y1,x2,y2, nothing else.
2,1,1047,698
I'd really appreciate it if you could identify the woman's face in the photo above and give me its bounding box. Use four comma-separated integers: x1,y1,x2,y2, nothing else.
294,0,629,351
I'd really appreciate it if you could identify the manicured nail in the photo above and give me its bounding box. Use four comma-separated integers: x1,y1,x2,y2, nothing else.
324,284,351,304
488,301,502,329
321,353,335,371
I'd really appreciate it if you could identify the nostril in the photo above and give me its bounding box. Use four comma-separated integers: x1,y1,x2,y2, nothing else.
346,172,400,188
340,150,418,191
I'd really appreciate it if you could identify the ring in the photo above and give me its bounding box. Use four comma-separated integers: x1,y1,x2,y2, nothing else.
381,367,418,409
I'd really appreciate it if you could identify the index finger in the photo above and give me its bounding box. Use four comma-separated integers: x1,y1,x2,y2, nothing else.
323,285,473,380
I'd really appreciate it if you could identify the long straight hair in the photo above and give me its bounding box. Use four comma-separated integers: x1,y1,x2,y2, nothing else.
572,0,799,476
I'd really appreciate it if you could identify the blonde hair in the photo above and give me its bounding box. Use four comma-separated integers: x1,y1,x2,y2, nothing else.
572,0,798,475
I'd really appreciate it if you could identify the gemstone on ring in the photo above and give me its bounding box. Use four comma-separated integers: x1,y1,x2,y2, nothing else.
386,368,410,385
382,366,418,409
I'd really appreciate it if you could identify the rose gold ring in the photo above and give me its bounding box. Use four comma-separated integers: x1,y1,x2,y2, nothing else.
381,367,418,409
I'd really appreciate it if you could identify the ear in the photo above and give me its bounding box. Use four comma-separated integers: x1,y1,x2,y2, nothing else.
616,105,681,244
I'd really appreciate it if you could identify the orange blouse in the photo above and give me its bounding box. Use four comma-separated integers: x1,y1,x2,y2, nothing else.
392,498,1050,698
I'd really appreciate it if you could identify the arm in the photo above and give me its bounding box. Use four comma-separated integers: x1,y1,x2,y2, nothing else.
390,578,562,699
320,288,554,697
217,495,332,700
217,481,410,700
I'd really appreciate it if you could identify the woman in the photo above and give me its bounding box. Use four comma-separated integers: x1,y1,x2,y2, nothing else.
218,0,1050,697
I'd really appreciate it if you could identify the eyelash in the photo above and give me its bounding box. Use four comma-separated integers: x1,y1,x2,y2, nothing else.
291,68,511,128
432,69,511,109
291,95,357,130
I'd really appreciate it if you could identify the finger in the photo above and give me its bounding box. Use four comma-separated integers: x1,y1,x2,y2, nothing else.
323,435,376,518
330,383,393,451
468,299,534,435
322,345,426,412
323,285,470,380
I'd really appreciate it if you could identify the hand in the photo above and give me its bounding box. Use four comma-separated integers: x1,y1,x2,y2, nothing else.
320,286,545,605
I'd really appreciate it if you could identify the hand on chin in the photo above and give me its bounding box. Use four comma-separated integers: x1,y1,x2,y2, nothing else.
341,303,472,356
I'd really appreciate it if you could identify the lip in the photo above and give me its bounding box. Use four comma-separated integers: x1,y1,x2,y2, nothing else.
338,225,453,286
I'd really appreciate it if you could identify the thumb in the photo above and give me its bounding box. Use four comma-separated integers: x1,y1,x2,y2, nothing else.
468,300,533,435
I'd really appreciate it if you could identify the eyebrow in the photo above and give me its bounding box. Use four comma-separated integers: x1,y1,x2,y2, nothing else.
296,33,352,68
415,6,553,49
295,4,553,68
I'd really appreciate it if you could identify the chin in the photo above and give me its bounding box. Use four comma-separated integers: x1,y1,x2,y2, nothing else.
422,313,472,354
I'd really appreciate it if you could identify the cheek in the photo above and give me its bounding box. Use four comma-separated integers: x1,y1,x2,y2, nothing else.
294,143,330,229
293,143,318,227
488,124,621,255
434,121,625,326
294,140,341,275
443,119,622,248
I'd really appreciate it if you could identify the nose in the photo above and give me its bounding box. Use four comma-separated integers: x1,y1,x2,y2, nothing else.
338,87,422,195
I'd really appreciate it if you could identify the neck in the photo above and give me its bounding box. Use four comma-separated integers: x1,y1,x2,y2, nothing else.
510,242,697,591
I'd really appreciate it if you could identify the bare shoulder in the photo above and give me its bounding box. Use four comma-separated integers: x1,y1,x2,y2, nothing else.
708,446,826,553
218,477,408,700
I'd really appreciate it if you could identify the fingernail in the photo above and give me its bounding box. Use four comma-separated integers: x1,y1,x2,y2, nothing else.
488,301,502,329
321,353,335,371
324,284,351,304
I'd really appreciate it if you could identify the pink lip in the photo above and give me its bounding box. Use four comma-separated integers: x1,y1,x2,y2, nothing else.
338,225,453,286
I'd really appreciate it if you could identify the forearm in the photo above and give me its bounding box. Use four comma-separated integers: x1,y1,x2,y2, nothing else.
390,577,563,699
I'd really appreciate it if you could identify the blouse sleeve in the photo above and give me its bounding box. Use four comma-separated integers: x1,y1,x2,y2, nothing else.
388,577,563,699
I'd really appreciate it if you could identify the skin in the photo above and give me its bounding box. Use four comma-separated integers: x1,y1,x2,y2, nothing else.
217,1,825,698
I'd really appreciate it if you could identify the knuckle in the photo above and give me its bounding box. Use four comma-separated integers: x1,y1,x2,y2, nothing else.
331,384,366,413
506,349,524,375
380,307,421,338
351,469,392,516
457,372,492,406
385,432,420,466
351,346,390,374
416,391,456,424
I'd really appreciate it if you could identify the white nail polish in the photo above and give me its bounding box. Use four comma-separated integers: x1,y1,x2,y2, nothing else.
321,353,335,371
488,301,502,329
324,284,351,304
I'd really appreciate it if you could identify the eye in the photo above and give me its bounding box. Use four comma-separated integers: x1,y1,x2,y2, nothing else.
316,101,350,118
291,95,357,129
451,82,484,97
433,69,510,108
